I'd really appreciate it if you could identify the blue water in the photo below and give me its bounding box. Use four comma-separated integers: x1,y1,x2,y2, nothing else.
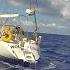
0,33,70,70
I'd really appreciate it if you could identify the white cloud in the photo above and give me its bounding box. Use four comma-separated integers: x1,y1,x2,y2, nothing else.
45,22,66,29
38,23,57,27
11,18,34,26
61,3,70,19
57,26,65,28
8,0,22,7
50,0,66,8
37,22,66,29
24,21,34,26
46,23,56,27
49,0,70,19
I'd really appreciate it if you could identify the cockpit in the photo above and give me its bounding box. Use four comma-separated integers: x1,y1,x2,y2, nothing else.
0,25,24,43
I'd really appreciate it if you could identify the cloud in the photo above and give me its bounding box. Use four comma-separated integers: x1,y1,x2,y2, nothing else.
47,0,70,20
7,0,70,19
0,0,69,35
50,0,66,8
61,2,70,19
8,0,22,7
12,19,34,26
23,21,34,26
45,22,66,29
46,23,56,27
37,22,66,29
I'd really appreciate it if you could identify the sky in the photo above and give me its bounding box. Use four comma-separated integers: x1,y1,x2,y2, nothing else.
0,0,70,35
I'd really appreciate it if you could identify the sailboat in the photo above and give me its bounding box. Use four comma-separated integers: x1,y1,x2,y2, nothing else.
0,9,41,63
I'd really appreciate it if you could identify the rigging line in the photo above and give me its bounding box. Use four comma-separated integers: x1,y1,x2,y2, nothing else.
30,0,38,10
34,11,37,32
34,0,38,29
4,18,9,25
30,0,32,9
35,0,39,32
36,0,38,9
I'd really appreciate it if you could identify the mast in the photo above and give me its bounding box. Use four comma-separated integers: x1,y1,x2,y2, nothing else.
34,9,37,33
33,9,38,42
26,0,38,41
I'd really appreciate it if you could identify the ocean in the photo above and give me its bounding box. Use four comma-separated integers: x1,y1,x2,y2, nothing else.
0,33,70,70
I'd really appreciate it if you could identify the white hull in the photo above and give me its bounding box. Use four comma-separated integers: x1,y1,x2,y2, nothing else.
0,25,41,63
0,40,40,63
